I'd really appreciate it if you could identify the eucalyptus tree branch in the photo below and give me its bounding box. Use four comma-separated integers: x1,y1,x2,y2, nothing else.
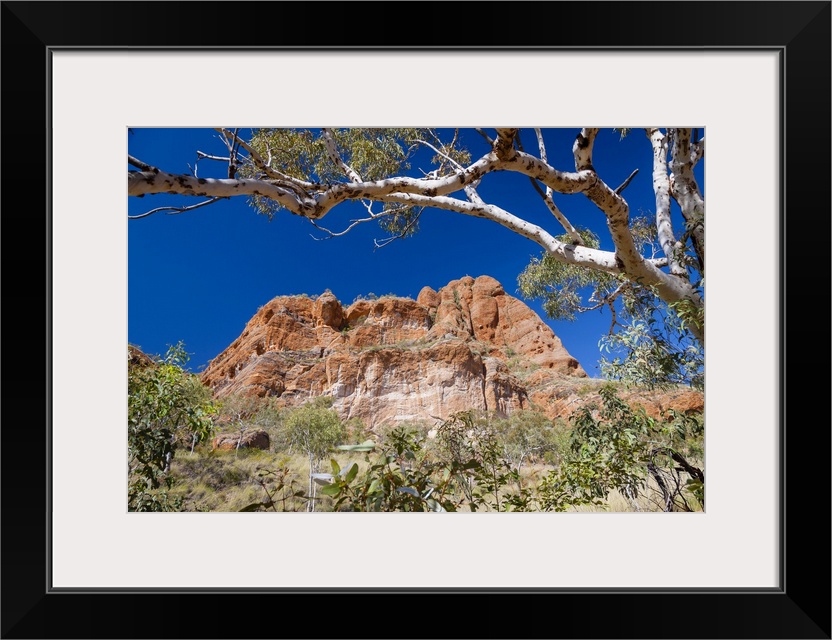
127,168,321,216
474,128,494,145
367,191,624,274
493,128,519,160
614,169,639,195
647,128,686,277
307,201,414,242
583,282,629,334
196,151,231,162
495,150,597,194
416,138,485,204
532,127,584,245
321,127,363,183
130,145,597,215
373,209,424,249
215,127,316,187
691,137,705,167
213,127,242,178
307,216,374,239
128,155,154,171
415,138,466,173
669,128,705,271
567,131,703,331
128,197,226,220
572,128,599,171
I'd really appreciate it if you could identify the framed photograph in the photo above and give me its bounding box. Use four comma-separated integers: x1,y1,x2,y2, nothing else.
3,1,829,638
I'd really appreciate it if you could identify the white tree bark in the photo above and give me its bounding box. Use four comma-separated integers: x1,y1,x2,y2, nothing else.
128,166,323,216
535,128,584,244
648,128,687,277
669,128,705,269
321,128,363,183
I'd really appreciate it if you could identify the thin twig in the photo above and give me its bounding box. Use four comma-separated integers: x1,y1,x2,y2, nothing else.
474,128,493,145
196,151,231,162
128,197,226,220
614,168,639,194
128,155,154,171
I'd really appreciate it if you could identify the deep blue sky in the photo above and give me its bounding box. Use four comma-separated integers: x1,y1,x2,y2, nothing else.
128,128,701,376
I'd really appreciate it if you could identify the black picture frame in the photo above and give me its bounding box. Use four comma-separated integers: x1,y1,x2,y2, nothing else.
2,2,829,638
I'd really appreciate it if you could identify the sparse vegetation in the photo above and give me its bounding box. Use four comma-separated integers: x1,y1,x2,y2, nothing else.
129,281,703,516
152,376,702,513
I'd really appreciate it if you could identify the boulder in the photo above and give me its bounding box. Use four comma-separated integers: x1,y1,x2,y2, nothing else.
211,429,270,451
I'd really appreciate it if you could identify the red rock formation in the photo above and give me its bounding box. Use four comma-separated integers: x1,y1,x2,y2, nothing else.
199,276,591,429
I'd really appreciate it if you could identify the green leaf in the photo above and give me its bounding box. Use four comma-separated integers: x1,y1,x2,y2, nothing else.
330,459,341,475
239,502,266,512
344,463,359,483
319,483,342,496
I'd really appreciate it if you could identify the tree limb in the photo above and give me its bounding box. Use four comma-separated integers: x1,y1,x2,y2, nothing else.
533,128,584,245
669,128,705,271
614,168,639,195
647,128,686,277
572,128,599,171
321,128,363,183
128,155,155,171
128,197,226,220
127,167,321,217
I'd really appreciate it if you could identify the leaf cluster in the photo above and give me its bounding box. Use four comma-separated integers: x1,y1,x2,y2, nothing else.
128,342,218,511
538,385,703,512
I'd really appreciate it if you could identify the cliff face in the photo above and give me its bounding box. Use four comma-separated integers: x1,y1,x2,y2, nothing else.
200,275,587,428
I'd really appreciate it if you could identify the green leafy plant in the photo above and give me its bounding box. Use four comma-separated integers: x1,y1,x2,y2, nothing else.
240,465,306,512
538,385,703,512
128,342,218,511
320,429,457,512
284,396,346,511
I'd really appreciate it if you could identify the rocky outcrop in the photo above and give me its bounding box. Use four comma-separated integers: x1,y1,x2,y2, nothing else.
128,344,155,368
200,275,589,429
421,275,585,376
211,429,270,451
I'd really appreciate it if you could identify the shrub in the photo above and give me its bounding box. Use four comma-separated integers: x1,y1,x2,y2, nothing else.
127,342,218,511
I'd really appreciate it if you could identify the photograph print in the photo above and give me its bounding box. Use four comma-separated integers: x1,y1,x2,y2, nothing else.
128,127,705,514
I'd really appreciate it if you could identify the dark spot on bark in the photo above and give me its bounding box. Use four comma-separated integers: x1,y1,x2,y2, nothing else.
425,188,436,197
576,135,589,149
152,167,159,174
198,178,206,184
615,256,625,269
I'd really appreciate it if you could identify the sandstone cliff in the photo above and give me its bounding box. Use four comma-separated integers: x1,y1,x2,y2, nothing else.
200,275,588,428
